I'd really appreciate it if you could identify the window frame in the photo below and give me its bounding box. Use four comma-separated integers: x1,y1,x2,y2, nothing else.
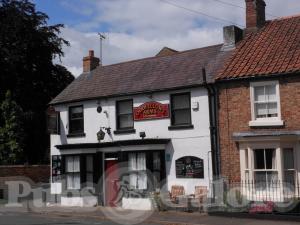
253,148,278,190
283,148,296,184
128,152,147,190
47,111,60,135
170,92,192,127
68,105,84,135
125,150,165,194
249,81,283,127
116,99,134,131
85,155,94,188
65,155,81,190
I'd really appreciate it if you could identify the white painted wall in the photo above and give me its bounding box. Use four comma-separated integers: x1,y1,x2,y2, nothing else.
61,196,98,207
51,87,212,197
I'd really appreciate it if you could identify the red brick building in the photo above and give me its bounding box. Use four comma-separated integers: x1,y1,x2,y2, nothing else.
216,0,300,199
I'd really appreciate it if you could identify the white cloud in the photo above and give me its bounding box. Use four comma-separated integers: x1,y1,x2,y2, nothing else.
57,0,300,77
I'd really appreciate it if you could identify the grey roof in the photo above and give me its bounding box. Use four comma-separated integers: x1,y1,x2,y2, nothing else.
50,44,229,105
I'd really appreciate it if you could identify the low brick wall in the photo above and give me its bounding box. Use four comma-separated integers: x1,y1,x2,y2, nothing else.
0,165,50,200
0,165,50,183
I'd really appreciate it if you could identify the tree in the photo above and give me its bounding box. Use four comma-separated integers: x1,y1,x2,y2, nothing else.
0,91,24,165
0,0,74,164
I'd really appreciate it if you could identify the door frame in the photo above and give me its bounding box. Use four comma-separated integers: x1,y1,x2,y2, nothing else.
103,152,119,206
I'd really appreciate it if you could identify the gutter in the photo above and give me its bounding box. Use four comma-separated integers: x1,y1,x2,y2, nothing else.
215,71,300,83
202,68,221,177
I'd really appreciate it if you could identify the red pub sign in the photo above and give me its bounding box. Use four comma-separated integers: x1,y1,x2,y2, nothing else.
134,101,169,121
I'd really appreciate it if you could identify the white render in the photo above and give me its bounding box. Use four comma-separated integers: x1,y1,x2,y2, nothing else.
122,198,153,210
51,87,213,207
61,196,98,207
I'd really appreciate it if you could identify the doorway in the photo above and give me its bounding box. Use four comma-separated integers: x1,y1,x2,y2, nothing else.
105,155,119,207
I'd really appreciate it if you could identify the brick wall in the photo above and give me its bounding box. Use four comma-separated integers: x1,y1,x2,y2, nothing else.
0,165,50,183
218,75,300,181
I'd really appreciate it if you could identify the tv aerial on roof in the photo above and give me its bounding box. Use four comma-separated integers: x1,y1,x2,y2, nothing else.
97,32,107,64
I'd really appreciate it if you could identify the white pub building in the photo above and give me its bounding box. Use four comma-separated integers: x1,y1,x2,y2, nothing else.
48,44,226,209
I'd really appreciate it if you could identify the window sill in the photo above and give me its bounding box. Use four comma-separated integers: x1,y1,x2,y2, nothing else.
114,129,136,135
168,124,194,130
249,120,284,127
67,133,86,138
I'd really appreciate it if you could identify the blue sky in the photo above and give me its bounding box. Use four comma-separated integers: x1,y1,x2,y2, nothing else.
33,0,300,76
34,0,110,32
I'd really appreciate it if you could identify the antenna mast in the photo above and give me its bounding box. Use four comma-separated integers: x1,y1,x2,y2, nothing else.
97,33,106,64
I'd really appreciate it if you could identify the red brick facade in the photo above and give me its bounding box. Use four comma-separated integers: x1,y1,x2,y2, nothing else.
218,75,300,181
0,165,50,183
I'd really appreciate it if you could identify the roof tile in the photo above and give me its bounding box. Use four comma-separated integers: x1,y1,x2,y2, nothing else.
217,15,300,80
51,44,228,105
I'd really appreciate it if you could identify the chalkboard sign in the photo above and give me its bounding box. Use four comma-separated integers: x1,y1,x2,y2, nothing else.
175,156,204,178
52,155,62,182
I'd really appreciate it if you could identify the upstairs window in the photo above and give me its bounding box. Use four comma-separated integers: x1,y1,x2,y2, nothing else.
170,93,191,126
47,107,60,134
116,100,134,130
250,81,282,126
69,106,84,134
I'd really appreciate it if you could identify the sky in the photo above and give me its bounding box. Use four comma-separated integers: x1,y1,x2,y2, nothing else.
33,0,300,77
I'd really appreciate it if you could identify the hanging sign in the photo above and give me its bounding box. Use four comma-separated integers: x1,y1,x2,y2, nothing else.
134,101,169,121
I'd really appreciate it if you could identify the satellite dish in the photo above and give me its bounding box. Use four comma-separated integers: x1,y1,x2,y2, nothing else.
97,106,102,113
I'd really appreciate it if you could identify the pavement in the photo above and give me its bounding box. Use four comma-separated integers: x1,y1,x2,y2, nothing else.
0,207,300,225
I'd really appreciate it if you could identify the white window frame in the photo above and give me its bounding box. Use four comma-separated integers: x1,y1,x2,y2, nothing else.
252,148,278,189
249,81,283,127
282,148,296,184
65,155,81,190
239,141,299,201
128,152,147,190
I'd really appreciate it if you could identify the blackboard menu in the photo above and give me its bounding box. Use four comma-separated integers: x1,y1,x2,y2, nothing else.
52,155,62,182
176,156,204,178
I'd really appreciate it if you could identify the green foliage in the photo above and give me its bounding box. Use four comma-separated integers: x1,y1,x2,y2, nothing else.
0,91,24,164
0,0,74,164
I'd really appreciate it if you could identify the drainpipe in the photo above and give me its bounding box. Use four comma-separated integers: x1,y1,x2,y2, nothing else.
202,68,221,178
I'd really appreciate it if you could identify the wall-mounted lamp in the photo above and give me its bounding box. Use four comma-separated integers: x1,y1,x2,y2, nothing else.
97,106,102,113
97,128,105,142
139,131,146,139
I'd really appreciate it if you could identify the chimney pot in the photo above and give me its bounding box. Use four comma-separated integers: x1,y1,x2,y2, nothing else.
83,50,100,73
245,0,266,32
89,50,94,57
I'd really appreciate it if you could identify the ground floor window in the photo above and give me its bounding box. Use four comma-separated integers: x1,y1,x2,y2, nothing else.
253,148,278,190
283,148,295,185
66,156,81,190
241,145,297,193
153,152,161,190
128,152,147,190
86,155,94,187
124,150,165,193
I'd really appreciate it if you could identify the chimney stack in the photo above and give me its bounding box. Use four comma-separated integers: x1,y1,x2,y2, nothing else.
83,50,100,73
221,25,243,51
245,0,266,32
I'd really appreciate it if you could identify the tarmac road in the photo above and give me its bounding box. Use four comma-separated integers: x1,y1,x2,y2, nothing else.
0,211,300,225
